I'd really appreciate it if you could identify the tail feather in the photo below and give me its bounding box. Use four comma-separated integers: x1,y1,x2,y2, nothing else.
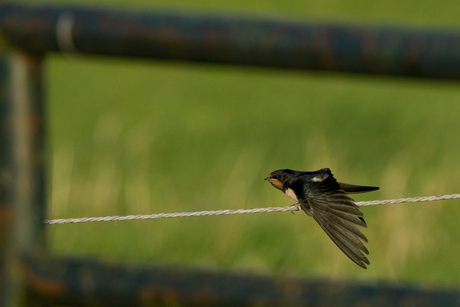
338,182,379,194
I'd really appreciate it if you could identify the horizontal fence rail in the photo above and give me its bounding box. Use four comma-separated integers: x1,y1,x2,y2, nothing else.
23,252,460,307
1,3,460,79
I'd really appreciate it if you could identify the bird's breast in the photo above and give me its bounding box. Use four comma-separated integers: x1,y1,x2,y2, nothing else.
284,188,298,201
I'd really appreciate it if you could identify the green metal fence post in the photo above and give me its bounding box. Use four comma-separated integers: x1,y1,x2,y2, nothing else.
0,41,46,306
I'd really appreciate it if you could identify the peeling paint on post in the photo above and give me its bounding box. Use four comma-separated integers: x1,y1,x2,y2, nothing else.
0,42,46,305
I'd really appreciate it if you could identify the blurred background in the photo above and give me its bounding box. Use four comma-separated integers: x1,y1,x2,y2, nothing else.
18,0,460,286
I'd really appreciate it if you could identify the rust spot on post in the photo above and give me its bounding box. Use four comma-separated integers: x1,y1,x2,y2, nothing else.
23,265,67,299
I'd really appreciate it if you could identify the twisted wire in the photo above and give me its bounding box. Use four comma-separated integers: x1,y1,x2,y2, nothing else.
44,193,460,225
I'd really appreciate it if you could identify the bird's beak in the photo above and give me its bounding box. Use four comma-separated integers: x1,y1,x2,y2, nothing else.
264,177,270,181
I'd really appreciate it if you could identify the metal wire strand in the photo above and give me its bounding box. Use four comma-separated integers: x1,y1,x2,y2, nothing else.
44,193,460,225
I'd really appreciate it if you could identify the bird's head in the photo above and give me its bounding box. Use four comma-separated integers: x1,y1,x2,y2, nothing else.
264,169,294,190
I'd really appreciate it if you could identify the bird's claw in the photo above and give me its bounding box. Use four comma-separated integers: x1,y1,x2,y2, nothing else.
290,203,301,214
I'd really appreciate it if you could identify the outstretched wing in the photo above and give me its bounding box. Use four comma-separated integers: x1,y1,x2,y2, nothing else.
292,169,370,269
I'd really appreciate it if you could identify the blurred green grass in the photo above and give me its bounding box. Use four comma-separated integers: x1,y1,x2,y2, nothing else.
21,0,460,286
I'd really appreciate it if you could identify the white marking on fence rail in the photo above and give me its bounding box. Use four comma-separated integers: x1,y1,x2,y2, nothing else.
56,12,79,53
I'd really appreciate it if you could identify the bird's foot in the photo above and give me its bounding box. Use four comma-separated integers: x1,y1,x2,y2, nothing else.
290,203,301,214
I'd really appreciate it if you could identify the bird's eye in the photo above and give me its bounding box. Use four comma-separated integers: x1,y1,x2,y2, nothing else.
276,174,281,180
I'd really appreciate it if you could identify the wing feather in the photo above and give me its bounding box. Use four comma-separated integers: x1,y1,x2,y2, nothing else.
313,217,369,269
310,199,367,227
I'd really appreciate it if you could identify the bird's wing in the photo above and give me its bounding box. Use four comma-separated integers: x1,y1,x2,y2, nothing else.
292,169,370,269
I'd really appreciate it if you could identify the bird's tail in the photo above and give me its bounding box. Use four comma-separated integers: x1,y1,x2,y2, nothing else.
338,182,379,194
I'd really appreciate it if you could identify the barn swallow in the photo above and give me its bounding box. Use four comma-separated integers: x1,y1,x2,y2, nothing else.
265,168,378,269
